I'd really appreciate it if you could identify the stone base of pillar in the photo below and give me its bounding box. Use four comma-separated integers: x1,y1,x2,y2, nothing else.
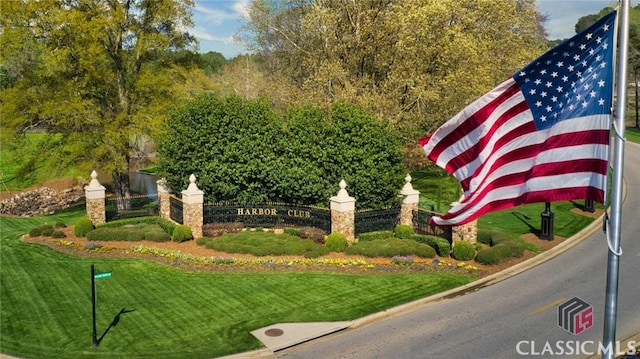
331,209,355,243
86,198,106,225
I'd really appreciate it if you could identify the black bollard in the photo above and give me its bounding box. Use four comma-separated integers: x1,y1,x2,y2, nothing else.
540,202,554,240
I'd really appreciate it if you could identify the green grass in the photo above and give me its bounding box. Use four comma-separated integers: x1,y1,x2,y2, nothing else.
478,200,598,252
1,208,475,359
0,132,80,190
625,126,640,143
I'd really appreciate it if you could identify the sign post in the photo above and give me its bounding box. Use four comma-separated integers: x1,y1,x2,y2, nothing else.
91,264,112,347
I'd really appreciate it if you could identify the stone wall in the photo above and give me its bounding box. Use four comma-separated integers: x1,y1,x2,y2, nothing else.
0,186,84,217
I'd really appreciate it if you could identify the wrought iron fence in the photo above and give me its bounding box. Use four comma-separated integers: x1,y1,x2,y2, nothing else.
204,201,331,231
169,196,183,224
105,194,158,222
354,207,401,235
412,208,452,241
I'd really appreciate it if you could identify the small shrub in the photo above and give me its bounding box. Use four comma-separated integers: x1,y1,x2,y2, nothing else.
394,225,415,239
357,230,394,242
51,230,66,238
29,227,42,237
475,249,501,265
475,240,525,265
41,227,55,236
325,232,349,252
452,241,476,261
55,222,67,228
74,217,95,237
172,225,193,243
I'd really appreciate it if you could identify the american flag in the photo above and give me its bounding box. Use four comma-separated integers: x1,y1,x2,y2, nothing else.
419,10,616,227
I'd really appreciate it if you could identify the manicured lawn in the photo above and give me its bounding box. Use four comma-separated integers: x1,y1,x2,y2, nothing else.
626,126,640,143
0,208,475,359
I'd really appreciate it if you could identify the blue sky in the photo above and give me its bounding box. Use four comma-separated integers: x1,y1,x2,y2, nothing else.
190,0,635,59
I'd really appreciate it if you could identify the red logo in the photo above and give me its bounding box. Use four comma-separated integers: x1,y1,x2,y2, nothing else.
558,297,593,335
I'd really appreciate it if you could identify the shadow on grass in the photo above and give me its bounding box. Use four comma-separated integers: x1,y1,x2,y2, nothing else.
511,211,541,237
97,308,136,346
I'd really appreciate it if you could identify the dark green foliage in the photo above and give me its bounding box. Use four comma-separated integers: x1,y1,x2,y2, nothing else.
41,227,54,236
205,231,330,258
476,240,525,265
325,232,349,252
98,216,176,235
74,217,94,237
29,227,42,237
357,230,394,242
452,241,476,261
411,234,451,257
172,225,193,242
51,230,66,238
54,222,66,228
346,238,435,258
393,225,415,239
158,94,405,209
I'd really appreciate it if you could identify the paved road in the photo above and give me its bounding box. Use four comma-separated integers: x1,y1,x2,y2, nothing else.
275,142,640,359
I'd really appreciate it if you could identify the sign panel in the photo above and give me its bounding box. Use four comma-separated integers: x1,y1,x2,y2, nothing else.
94,271,112,279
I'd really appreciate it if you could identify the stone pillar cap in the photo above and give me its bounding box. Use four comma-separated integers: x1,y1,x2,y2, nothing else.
84,170,106,191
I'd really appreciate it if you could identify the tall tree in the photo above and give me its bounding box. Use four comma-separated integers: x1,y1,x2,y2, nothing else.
242,0,548,167
0,0,197,208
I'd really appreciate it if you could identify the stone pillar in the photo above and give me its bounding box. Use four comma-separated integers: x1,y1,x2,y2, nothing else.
84,170,106,225
330,180,356,242
452,219,478,245
181,174,204,239
399,174,420,226
157,178,171,221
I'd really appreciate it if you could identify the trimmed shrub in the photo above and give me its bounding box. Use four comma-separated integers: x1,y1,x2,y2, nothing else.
98,216,176,235
345,238,435,258
477,229,512,246
452,241,476,261
41,227,55,236
51,230,66,238
357,230,394,242
475,240,525,265
196,237,211,246
326,232,349,252
86,227,146,241
55,222,67,228
394,225,415,239
29,227,42,237
411,234,451,257
172,225,193,242
74,217,95,237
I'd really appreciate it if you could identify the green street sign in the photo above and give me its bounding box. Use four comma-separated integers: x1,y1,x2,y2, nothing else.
94,271,112,279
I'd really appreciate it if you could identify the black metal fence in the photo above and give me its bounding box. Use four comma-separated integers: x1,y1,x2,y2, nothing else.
105,194,158,222
354,207,401,235
412,208,452,241
204,202,331,231
169,196,183,224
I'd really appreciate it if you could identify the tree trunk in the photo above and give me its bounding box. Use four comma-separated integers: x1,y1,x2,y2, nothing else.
112,171,132,211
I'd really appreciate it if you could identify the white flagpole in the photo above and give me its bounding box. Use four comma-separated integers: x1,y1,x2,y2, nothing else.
602,1,629,358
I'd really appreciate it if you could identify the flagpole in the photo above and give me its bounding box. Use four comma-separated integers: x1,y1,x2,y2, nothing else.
602,1,629,358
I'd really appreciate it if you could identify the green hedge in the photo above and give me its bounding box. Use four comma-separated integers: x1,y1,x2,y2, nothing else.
86,224,171,242
205,232,330,258
393,225,415,239
74,217,95,237
410,234,451,257
172,225,193,243
475,239,525,265
357,230,394,242
345,238,435,258
97,216,176,235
